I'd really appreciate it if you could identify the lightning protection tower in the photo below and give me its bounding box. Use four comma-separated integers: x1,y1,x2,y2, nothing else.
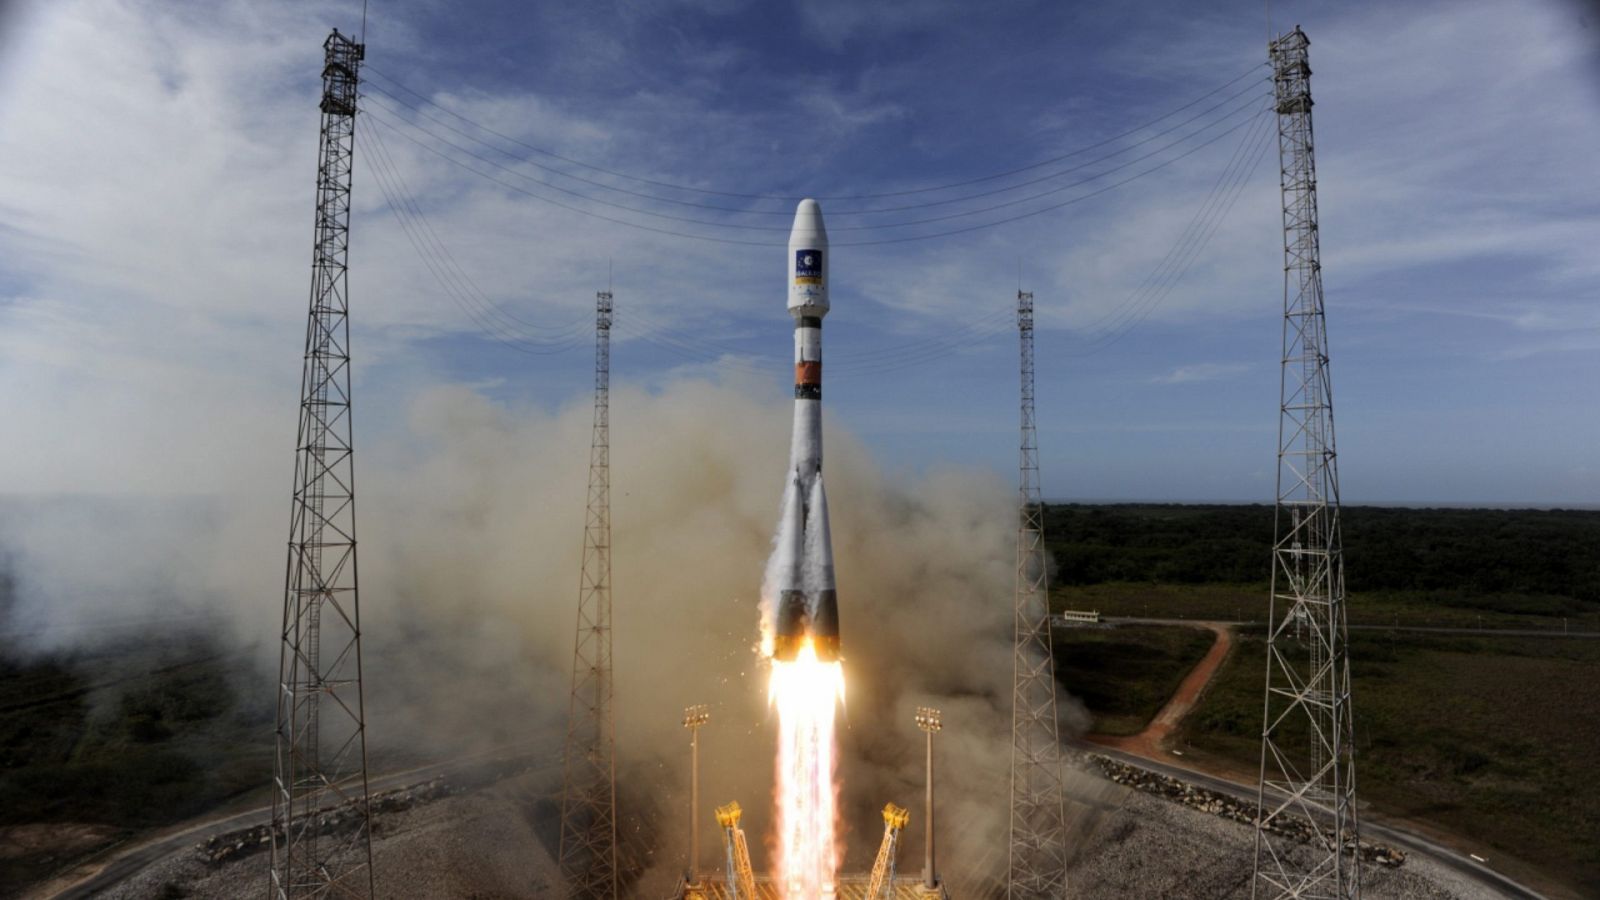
559,290,619,899
1252,26,1361,900
270,28,374,900
1007,289,1069,899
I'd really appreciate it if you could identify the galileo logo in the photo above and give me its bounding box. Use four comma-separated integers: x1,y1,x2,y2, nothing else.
794,249,823,285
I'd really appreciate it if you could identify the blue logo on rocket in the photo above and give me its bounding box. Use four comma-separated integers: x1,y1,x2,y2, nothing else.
794,249,822,284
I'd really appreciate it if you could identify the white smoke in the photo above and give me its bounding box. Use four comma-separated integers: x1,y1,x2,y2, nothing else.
0,374,1050,889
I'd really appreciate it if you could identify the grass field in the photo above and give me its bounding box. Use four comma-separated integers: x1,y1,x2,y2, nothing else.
1176,630,1600,896
1054,580,1600,632
1038,504,1600,896
1050,624,1215,736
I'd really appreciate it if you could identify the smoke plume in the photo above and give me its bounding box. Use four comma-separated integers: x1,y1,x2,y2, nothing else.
0,373,1078,891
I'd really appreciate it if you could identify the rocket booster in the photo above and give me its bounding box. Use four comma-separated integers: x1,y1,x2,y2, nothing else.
772,199,840,663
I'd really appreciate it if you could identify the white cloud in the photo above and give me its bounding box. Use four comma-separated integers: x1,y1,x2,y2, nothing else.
0,0,1596,503
1148,362,1251,384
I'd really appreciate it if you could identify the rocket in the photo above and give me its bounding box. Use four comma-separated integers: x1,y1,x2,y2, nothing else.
771,199,840,663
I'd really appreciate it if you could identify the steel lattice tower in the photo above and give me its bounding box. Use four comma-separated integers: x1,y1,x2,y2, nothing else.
270,29,374,900
1252,26,1360,900
1007,290,1069,899
559,290,619,900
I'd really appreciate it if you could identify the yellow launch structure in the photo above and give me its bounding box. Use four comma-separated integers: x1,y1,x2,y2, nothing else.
716,802,758,900
676,798,941,898
865,803,911,900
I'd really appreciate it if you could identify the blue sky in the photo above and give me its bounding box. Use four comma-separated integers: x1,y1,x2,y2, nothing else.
1,0,1598,504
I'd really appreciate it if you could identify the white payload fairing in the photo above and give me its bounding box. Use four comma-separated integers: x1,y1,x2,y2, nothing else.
771,199,839,663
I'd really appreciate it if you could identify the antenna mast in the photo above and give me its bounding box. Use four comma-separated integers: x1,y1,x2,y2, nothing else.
270,28,374,900
1252,26,1361,899
559,289,620,899
1007,289,1069,899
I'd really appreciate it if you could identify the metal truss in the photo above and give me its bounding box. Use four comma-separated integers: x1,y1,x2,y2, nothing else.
559,290,620,899
270,28,374,900
1007,290,1069,899
1253,26,1361,900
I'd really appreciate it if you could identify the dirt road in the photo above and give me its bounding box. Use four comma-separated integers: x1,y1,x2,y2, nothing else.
1087,620,1232,759
1075,619,1553,899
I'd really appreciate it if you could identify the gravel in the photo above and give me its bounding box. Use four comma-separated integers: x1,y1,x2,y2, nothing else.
96,774,562,900
90,762,1512,899
1064,786,1505,899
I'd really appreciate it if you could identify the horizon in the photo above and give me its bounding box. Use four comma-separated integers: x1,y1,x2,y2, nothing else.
5,490,1598,511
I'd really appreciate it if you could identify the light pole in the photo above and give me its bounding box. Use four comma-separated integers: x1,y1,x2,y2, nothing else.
683,704,710,894
914,706,943,893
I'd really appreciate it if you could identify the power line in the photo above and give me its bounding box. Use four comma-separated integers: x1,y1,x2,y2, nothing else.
352,93,1272,373
358,119,588,339
1058,106,1277,356
829,98,1265,233
358,125,591,355
630,108,1273,376
360,89,1266,238
827,307,1017,366
614,108,1271,375
359,75,1268,218
360,126,565,350
364,112,773,247
361,131,588,341
535,108,1271,377
360,61,1267,203
364,100,1266,247
838,109,1265,247
611,300,1019,379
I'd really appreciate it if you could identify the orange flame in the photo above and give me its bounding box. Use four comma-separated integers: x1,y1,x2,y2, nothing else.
769,638,845,898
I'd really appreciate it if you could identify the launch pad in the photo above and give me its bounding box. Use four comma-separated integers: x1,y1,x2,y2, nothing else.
668,799,950,900
675,876,949,899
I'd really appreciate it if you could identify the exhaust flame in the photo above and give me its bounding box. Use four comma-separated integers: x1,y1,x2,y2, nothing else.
768,637,845,899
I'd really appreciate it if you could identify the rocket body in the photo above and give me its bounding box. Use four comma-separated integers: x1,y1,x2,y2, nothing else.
772,199,840,663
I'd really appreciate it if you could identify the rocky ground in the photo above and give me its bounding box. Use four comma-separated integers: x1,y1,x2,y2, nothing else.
1063,779,1498,899
86,760,1509,899
96,774,564,900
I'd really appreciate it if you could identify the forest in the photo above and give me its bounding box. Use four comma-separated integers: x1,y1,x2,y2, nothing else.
1044,503,1600,605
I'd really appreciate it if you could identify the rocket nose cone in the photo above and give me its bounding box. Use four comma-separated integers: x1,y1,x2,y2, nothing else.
791,198,827,241
788,198,829,316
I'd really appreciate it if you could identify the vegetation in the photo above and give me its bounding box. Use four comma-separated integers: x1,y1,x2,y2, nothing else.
1045,502,1600,597
1044,504,1274,587
1044,503,1600,630
1178,631,1600,895
1039,504,1600,894
1050,624,1214,736
4,504,1599,893
0,635,270,893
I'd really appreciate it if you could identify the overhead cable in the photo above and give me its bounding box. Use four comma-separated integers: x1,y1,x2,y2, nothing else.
359,75,1268,217
360,61,1267,203
358,126,590,356
363,101,1266,247
361,91,1266,235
